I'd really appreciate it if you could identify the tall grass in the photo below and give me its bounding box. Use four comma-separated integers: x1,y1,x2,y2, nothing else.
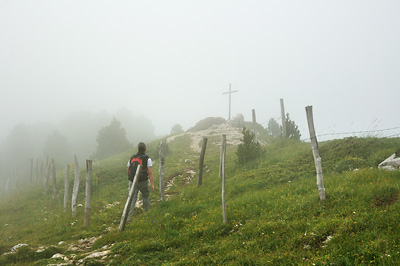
1,136,400,265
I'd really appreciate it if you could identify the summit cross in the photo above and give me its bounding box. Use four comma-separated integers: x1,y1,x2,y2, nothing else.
222,83,238,120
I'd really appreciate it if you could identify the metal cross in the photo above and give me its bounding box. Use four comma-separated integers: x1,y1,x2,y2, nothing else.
222,83,238,120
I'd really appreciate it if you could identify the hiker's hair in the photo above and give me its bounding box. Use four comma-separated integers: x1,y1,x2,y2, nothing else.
137,142,146,155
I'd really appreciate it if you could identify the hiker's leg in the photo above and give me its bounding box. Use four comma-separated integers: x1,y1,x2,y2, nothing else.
140,180,150,212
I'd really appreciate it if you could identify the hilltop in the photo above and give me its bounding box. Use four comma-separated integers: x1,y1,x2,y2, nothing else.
1,120,400,265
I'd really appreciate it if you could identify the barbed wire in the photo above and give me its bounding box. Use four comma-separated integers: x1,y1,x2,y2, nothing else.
301,126,400,141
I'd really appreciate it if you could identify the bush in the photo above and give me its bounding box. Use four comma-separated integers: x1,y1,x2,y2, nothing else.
236,127,263,165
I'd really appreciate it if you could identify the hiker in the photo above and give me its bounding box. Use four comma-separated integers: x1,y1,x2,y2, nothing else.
127,142,155,221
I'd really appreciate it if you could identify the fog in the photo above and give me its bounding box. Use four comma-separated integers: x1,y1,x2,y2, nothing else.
1,1,400,172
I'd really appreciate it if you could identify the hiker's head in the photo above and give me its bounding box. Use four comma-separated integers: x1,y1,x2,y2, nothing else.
138,142,146,153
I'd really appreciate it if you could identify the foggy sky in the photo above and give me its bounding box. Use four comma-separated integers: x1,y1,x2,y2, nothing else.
1,0,400,142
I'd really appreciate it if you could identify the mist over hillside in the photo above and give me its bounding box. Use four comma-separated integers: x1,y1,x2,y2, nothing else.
0,108,157,193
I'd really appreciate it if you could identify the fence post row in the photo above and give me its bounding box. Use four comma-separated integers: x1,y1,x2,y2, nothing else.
305,105,326,201
197,137,208,187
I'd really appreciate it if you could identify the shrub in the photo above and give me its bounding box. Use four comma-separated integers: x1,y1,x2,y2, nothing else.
236,127,263,165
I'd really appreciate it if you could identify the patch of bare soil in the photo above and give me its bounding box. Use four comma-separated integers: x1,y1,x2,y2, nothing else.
373,192,399,207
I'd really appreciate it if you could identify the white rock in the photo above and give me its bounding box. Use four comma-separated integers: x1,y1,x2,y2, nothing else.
11,244,28,252
51,253,65,259
36,247,45,253
85,250,110,259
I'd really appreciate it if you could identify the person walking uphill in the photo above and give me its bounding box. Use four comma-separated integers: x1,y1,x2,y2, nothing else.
127,142,154,221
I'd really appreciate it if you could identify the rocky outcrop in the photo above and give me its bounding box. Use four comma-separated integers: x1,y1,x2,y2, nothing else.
187,117,226,132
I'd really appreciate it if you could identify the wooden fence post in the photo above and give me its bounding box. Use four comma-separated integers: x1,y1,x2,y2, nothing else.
30,158,33,183
40,161,43,185
305,106,326,200
35,158,39,184
64,164,70,212
14,168,18,189
5,179,9,194
44,157,49,194
219,137,223,178
159,141,165,201
51,159,57,202
221,134,227,224
84,160,92,229
197,137,208,187
119,165,142,232
252,109,258,143
72,155,81,217
280,98,287,139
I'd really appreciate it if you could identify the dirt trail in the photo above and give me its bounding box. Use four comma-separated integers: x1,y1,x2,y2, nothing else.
167,123,243,152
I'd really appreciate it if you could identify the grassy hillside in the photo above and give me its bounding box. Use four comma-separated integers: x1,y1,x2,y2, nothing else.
1,132,400,265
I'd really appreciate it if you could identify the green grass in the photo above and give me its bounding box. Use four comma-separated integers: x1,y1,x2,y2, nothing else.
1,135,400,265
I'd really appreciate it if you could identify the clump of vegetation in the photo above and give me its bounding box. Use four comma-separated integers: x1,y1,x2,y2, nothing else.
283,113,301,140
92,118,132,159
266,113,301,140
236,127,263,165
170,124,184,135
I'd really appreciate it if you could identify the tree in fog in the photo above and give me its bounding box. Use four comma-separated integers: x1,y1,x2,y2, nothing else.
4,124,34,172
114,108,155,143
43,130,72,168
93,118,132,159
58,111,110,161
283,113,301,140
170,124,184,135
267,118,281,137
236,127,262,164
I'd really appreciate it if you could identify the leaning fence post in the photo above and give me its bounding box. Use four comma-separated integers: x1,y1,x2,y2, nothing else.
221,134,227,224
197,137,208,187
159,141,166,201
72,155,81,217
64,164,70,211
119,165,141,232
84,160,92,229
305,105,326,200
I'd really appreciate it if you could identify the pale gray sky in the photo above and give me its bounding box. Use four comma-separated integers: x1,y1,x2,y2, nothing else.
1,0,399,141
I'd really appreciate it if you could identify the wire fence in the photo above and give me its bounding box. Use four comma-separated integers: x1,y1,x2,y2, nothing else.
301,126,400,141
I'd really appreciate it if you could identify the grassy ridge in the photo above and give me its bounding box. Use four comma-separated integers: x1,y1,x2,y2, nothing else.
1,135,400,265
